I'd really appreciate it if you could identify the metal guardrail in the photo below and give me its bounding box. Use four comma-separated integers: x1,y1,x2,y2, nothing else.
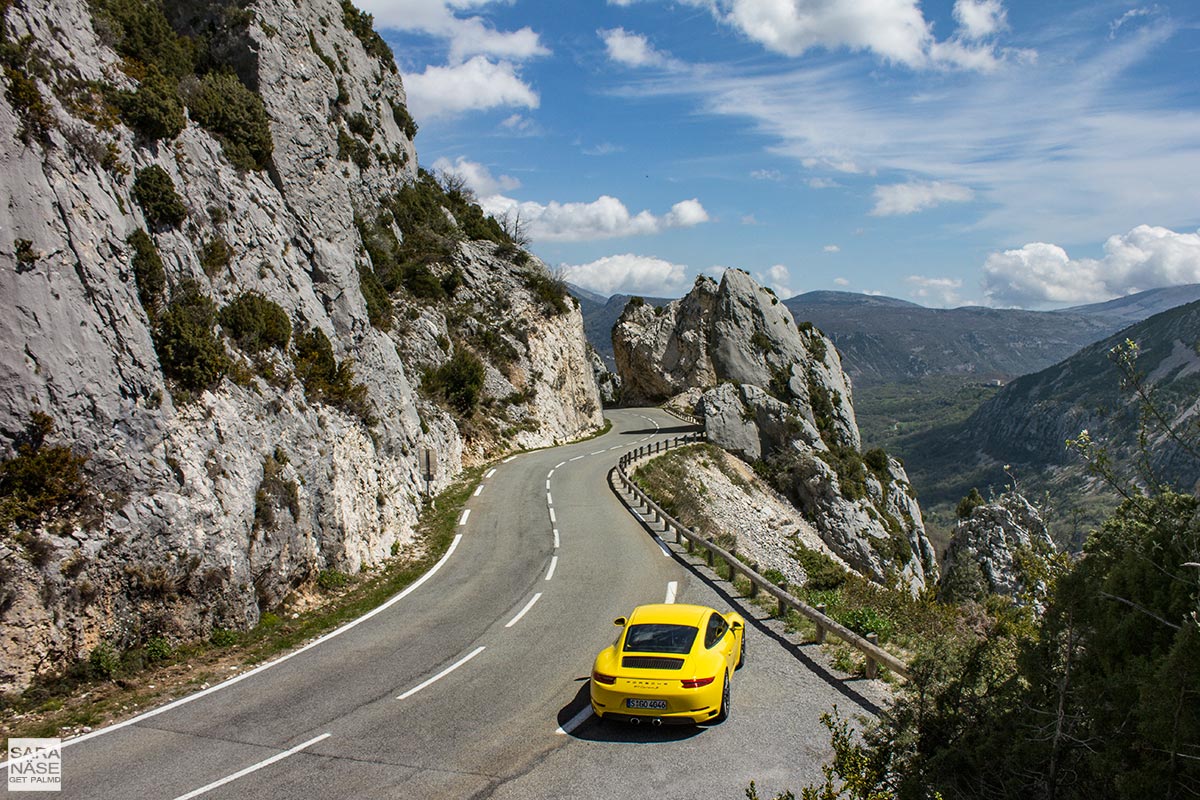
660,405,702,426
614,434,910,681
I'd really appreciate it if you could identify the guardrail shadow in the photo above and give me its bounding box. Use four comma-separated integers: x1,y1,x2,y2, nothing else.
621,425,700,436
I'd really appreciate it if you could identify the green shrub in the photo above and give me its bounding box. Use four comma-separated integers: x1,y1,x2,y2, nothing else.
0,413,92,531
390,99,417,138
523,267,570,316
133,165,187,228
4,63,55,144
293,326,372,423
218,292,290,353
116,65,184,140
793,543,848,590
750,330,773,354
339,0,395,68
956,487,985,519
153,279,229,390
357,263,392,330
14,237,37,269
837,606,895,641
199,236,232,277
317,568,349,590
336,128,370,169
127,229,165,316
346,111,373,141
210,628,238,647
423,349,485,415
184,72,273,171
143,636,172,663
863,447,890,476
88,642,120,680
89,0,195,79
254,452,299,530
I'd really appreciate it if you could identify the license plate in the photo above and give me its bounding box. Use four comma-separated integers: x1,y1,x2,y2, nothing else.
627,699,667,710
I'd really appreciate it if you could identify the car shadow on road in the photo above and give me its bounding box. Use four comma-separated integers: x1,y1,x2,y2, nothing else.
557,681,705,743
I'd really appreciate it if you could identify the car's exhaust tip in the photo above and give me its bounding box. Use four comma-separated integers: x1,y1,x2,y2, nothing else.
629,717,641,725
651,718,662,727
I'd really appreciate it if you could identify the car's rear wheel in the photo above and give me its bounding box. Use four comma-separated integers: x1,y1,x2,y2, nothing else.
715,672,731,723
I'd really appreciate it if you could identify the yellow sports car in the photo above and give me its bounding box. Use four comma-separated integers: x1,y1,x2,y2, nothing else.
590,603,745,725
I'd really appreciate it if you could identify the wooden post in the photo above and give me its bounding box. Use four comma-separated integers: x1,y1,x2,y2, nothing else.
749,562,760,597
705,548,714,567
865,633,879,679
776,584,787,617
815,603,827,644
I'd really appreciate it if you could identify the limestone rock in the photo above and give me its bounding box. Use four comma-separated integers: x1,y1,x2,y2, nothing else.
939,491,1056,606
0,0,599,691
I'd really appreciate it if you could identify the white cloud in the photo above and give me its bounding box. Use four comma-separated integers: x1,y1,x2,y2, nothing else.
807,177,839,189
582,142,625,156
982,225,1200,307
600,27,671,67
357,0,548,63
560,254,689,296
404,56,538,118
432,156,520,196
953,0,1006,40
681,0,1016,71
1110,7,1159,39
906,275,965,307
834,277,850,286
481,194,710,242
824,244,841,253
755,264,792,297
751,169,783,181
870,180,974,216
499,113,539,135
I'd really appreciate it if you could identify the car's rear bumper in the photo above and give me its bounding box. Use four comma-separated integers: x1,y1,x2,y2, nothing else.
594,707,702,725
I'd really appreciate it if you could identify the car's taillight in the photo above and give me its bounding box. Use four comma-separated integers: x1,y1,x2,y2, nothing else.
681,676,715,688
592,671,617,685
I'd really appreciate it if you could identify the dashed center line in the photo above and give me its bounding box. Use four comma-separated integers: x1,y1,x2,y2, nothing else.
555,706,593,735
549,507,556,524
590,450,605,456
555,461,566,469
665,581,678,604
553,529,560,548
547,469,554,479
170,733,332,800
397,646,487,700
547,492,553,505
569,455,584,462
545,555,558,581
473,485,483,497
502,455,517,463
505,593,543,628
458,509,470,526
484,468,497,478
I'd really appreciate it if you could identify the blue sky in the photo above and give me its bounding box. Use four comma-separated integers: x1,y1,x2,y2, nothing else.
357,0,1200,308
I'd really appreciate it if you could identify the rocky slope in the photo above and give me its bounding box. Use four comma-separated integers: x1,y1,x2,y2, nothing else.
614,271,937,591
938,491,1056,606
0,0,600,691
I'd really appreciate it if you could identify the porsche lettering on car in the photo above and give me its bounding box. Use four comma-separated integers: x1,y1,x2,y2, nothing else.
590,603,745,725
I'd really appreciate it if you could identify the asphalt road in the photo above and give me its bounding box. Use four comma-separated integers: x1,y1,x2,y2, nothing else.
3,408,888,800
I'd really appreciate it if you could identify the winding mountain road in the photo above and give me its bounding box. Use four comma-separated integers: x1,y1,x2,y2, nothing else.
3,408,886,799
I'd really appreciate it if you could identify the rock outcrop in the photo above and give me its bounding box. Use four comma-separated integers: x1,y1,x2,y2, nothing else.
939,491,1057,606
588,344,621,407
615,270,937,591
0,0,599,691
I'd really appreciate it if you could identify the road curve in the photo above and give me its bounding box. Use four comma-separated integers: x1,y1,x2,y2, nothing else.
6,409,886,799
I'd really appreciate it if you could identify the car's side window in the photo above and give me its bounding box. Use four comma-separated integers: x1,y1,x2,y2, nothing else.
704,614,728,649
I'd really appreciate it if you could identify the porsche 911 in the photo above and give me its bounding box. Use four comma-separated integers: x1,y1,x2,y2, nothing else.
590,603,745,725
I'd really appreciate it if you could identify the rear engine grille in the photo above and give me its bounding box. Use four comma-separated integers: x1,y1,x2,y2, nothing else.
622,656,684,670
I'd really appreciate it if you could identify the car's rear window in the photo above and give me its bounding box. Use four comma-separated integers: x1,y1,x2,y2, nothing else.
623,624,698,654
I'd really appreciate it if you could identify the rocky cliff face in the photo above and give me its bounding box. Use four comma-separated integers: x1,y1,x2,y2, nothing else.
614,271,936,591
0,0,600,691
939,491,1057,606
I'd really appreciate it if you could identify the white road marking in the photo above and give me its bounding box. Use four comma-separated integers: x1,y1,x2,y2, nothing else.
546,479,551,490
651,534,671,557
547,469,554,479
553,529,560,548
665,581,678,604
569,455,584,462
170,733,331,800
609,445,621,451
397,646,487,700
555,461,566,469
547,492,553,505
545,555,558,581
505,593,543,628
485,468,497,478
473,485,483,497
459,509,471,526
0,534,466,765
549,507,556,524
590,450,605,456
555,706,594,735
503,455,517,463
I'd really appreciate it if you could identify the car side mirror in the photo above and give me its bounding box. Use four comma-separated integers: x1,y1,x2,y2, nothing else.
731,621,743,630
613,617,627,627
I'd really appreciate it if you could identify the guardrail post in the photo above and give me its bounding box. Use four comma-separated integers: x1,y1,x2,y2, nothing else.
686,535,694,554
674,525,682,544
865,633,879,679
705,547,714,567
749,562,759,598
776,583,787,617
815,603,827,644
